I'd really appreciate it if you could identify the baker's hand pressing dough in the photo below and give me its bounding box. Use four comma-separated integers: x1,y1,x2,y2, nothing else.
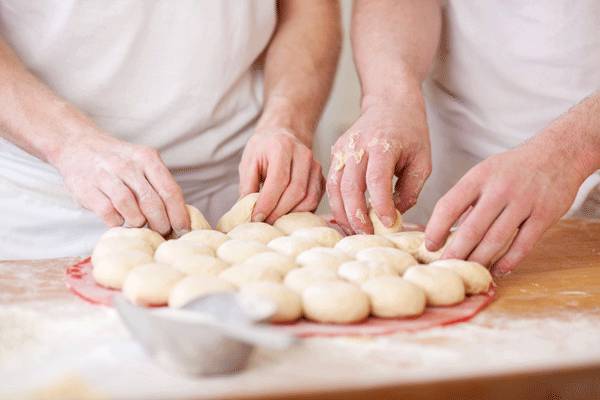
267,236,321,258
168,276,236,308
100,227,165,250
240,252,298,275
384,231,425,256
369,207,402,235
216,239,271,265
337,260,396,284
290,226,342,247
415,232,456,263
92,250,154,289
123,263,184,306
185,204,211,231
334,234,394,257
219,263,282,287
178,229,230,250
302,281,370,324
284,265,339,293
403,265,465,306
154,240,214,265
170,254,229,276
273,212,327,235
227,222,283,244
295,247,351,270
429,259,493,294
239,282,302,323
361,276,426,318
216,193,260,233
355,247,417,275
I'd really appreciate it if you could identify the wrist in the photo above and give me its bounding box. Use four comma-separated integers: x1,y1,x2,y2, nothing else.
361,72,424,114
256,95,314,147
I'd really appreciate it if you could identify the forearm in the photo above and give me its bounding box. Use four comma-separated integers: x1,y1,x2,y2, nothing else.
257,0,341,147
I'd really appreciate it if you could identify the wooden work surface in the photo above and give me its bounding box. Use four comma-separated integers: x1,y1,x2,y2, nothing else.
1,219,600,400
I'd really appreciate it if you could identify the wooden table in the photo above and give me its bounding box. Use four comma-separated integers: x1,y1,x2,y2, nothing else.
1,219,600,400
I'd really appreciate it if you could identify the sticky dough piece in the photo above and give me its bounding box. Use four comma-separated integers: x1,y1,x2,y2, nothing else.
227,222,284,244
240,252,298,275
361,276,426,318
267,236,321,258
239,282,302,323
154,240,214,265
302,281,370,324
415,232,456,263
273,212,327,235
123,263,184,306
216,193,260,233
291,226,343,248
178,229,230,250
334,234,395,257
216,239,271,265
403,265,465,306
368,208,403,235
295,247,352,271
100,227,164,250
219,263,282,287
284,265,339,293
185,204,211,231
92,249,154,289
384,231,425,256
168,276,236,308
355,247,417,275
337,260,397,284
429,259,493,294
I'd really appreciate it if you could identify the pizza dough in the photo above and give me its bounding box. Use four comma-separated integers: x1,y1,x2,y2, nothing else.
168,275,236,308
273,212,327,234
91,237,153,265
240,252,298,275
123,263,184,306
295,247,352,270
178,229,230,250
284,265,339,293
415,232,456,263
227,222,283,244
216,239,271,265
154,240,215,265
219,263,282,287
302,281,370,324
384,231,425,256
403,265,465,306
355,247,418,275
429,259,493,294
369,208,403,235
92,250,154,289
334,234,395,257
100,227,164,250
291,226,343,247
185,204,211,230
170,254,229,276
216,192,260,233
361,276,426,318
337,260,397,284
267,236,321,258
239,282,302,322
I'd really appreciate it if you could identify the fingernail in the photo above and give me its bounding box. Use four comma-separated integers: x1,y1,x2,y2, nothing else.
425,239,436,250
253,213,266,222
382,216,395,228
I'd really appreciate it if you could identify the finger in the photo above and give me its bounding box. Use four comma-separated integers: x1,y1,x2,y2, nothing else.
393,155,432,213
122,169,171,236
326,161,351,234
294,161,324,212
238,154,261,197
252,150,292,222
340,151,372,234
84,187,124,227
366,151,398,228
98,177,146,228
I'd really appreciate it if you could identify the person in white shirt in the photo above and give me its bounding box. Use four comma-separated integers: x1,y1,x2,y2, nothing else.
328,0,600,275
0,0,340,259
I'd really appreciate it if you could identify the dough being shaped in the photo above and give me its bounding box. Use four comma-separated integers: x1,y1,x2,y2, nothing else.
185,204,211,230
178,229,230,250
368,207,403,235
361,276,426,318
91,237,153,265
123,263,184,306
100,227,164,250
291,226,343,247
283,265,339,293
355,247,417,275
240,252,297,275
273,212,327,235
216,192,260,233
267,236,321,258
302,281,370,324
334,234,394,257
295,247,352,270
170,254,229,276
239,282,302,322
227,222,283,244
168,275,236,308
384,231,425,256
92,249,154,289
415,232,456,264
216,239,271,265
403,265,465,306
219,263,282,287
154,240,214,265
337,260,397,284
429,259,493,294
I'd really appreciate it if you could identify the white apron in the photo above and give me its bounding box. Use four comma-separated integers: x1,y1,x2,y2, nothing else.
0,0,276,259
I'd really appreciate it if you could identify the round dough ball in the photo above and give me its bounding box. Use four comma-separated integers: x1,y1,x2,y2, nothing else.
168,275,236,308
291,226,343,247
273,212,327,235
429,259,493,294
337,260,397,284
384,231,425,256
100,227,164,250
361,276,426,318
92,249,154,289
267,236,321,258
216,193,260,233
123,263,185,306
403,265,465,306
91,237,153,265
178,229,230,250
216,239,271,265
240,252,297,275
154,240,214,265
186,204,211,230
369,208,403,235
415,232,456,263
227,222,283,244
295,247,352,270
334,234,395,257
219,263,282,287
239,282,302,322
170,254,229,276
355,247,417,275
283,265,339,293
302,281,370,324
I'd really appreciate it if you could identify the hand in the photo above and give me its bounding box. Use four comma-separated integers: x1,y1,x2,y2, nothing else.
326,91,431,235
238,129,324,224
52,132,189,235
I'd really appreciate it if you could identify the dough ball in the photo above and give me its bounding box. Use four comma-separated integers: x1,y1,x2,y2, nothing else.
267,236,321,258
92,249,154,289
334,234,395,257
91,237,153,265
295,247,351,270
302,281,370,324
291,226,343,247
429,259,493,294
415,232,456,263
384,231,425,255
185,204,211,230
227,222,283,244
178,229,230,250
337,260,397,284
216,192,260,233
273,212,327,235
283,265,339,293
168,275,236,308
241,252,298,275
355,247,417,275
361,276,426,318
123,263,184,306
403,265,465,306
100,227,164,250
219,263,282,287
239,282,302,322
368,207,403,235
154,240,214,265
170,254,229,276
216,239,271,265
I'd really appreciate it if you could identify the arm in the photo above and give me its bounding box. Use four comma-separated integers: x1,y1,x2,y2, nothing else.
327,0,441,234
239,0,342,223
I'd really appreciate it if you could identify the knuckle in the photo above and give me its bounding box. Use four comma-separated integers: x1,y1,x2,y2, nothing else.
136,147,160,162
459,224,485,243
340,180,361,195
